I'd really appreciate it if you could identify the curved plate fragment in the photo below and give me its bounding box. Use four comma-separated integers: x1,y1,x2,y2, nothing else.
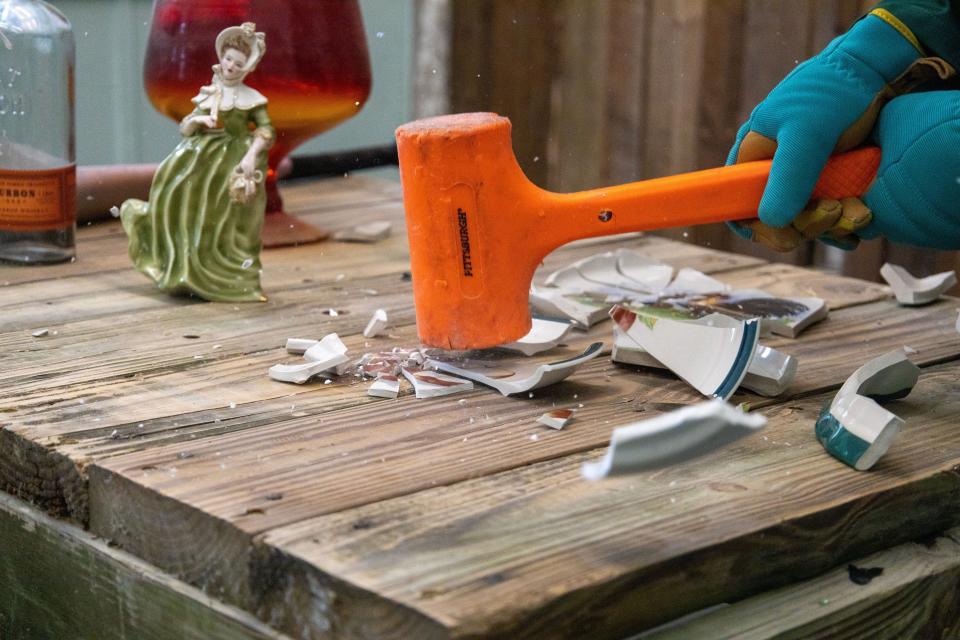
610,305,759,400
427,342,603,396
817,349,920,471
880,262,956,306
529,286,612,329
582,399,766,479
612,318,797,397
500,317,574,356
401,368,474,399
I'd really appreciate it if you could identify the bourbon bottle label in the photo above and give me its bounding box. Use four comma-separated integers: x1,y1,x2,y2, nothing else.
0,165,76,231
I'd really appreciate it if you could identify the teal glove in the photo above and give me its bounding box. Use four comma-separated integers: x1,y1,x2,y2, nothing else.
858,90,960,249
726,12,922,251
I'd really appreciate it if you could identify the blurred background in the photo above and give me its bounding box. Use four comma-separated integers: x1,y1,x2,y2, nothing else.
61,0,959,286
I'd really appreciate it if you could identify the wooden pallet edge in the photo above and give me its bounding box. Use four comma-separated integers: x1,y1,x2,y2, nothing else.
0,490,291,640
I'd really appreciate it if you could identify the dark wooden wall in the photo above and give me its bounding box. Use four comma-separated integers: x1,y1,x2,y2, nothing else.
416,0,960,288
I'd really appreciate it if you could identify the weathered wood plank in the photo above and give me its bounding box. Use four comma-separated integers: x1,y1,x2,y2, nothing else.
0,491,289,640
0,200,410,334
550,0,610,192
647,527,960,640
603,0,648,185
250,360,960,639
81,300,960,633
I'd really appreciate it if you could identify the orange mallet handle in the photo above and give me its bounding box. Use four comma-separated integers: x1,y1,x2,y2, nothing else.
547,146,881,246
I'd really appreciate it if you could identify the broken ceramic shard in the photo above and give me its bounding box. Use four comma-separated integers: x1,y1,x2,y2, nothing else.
363,308,388,338
880,262,956,306
648,289,827,338
611,314,797,397
367,373,401,399
611,305,759,400
333,220,392,243
529,285,610,329
268,333,349,384
581,400,766,479
499,317,573,356
401,368,474,398
285,337,317,355
537,409,573,430
663,267,731,295
577,252,655,292
815,397,903,472
426,342,603,396
816,349,920,471
537,250,826,337
744,344,798,397
615,249,674,292
544,264,629,297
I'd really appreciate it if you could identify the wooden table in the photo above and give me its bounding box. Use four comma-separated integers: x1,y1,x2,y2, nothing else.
3,175,960,639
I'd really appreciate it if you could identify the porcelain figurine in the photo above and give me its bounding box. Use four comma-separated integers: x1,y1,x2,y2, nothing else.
120,22,274,302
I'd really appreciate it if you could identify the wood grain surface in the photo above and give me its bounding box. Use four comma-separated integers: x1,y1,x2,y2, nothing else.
3,176,960,639
647,526,960,640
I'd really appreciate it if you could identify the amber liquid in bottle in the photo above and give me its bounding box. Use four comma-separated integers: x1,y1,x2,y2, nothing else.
0,0,76,264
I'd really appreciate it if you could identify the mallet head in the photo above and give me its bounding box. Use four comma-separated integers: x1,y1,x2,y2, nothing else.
396,112,541,350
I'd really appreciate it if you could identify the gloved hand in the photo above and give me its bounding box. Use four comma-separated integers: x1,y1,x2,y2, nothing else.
726,11,940,251
856,90,960,248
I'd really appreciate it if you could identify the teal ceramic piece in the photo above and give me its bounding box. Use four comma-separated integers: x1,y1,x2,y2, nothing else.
815,349,919,471
815,403,871,469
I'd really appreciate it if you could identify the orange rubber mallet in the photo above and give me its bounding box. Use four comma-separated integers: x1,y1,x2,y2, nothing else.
396,112,880,350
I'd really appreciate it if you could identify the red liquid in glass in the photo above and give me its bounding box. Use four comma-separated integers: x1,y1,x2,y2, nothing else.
144,0,372,214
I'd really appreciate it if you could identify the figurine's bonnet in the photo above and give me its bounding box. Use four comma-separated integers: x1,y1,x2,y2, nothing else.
193,22,268,114
215,22,266,74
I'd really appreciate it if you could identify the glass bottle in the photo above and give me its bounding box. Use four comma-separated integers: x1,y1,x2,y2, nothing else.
0,0,75,264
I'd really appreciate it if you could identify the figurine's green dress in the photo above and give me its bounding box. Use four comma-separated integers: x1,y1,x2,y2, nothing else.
120,100,273,302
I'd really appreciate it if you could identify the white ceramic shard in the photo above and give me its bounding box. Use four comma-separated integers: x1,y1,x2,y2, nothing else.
537,409,573,430
333,220,392,243
577,252,652,292
543,264,628,297
401,368,474,399
816,349,920,471
581,400,766,479
615,249,674,292
664,268,731,295
368,374,401,399
611,321,797,398
500,318,574,356
268,333,350,384
363,308,388,338
427,342,603,397
745,345,798,397
880,262,956,306
833,348,920,405
529,286,611,329
610,305,759,400
285,337,317,354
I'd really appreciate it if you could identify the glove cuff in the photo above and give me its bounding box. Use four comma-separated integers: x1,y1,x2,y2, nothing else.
833,13,922,83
